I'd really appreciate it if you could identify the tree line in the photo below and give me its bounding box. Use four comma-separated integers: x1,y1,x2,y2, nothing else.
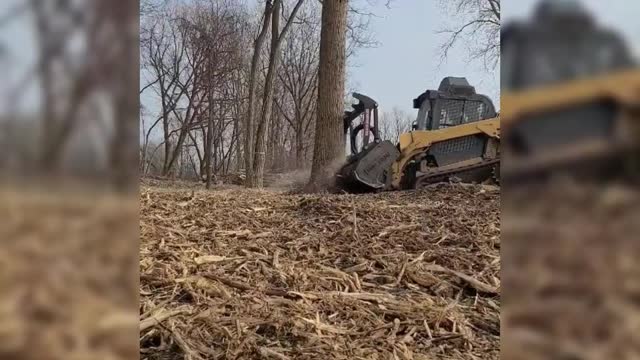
140,0,379,188
0,0,497,191
140,0,499,189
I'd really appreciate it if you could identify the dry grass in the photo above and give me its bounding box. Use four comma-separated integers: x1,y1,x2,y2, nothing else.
140,182,500,359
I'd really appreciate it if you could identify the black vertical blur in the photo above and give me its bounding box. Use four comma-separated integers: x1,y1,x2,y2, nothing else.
501,1,640,359
0,1,139,359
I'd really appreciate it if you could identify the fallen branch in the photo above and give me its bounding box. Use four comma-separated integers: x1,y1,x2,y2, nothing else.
140,309,188,332
258,347,292,360
290,291,398,304
424,264,499,294
378,224,421,238
194,255,243,265
171,326,203,360
203,273,297,298
299,317,358,335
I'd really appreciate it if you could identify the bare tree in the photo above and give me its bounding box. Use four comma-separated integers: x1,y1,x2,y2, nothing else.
378,107,413,142
243,1,274,187
0,0,145,188
437,0,500,70
143,14,200,177
141,0,250,183
137,0,387,186
183,0,246,188
307,0,350,191
389,107,413,140
276,2,320,169
274,0,376,171
248,0,306,188
30,0,94,172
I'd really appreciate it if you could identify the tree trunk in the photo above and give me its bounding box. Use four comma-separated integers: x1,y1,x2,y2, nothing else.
244,1,273,187
307,0,349,191
228,109,239,174
295,123,304,169
205,91,214,189
251,0,305,188
199,127,207,177
250,1,280,188
161,109,171,175
109,0,139,191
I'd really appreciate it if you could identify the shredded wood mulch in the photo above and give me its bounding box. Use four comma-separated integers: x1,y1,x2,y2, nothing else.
140,182,500,360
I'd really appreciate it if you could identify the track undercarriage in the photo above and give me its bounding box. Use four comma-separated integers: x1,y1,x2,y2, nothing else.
413,159,500,189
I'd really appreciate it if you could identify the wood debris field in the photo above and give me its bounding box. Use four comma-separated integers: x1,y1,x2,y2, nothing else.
140,181,501,359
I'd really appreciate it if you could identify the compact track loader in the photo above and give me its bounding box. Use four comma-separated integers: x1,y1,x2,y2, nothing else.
337,77,500,193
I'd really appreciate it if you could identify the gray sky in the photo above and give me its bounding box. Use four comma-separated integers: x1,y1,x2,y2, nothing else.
2,0,638,116
0,0,37,113
348,0,500,115
503,0,640,55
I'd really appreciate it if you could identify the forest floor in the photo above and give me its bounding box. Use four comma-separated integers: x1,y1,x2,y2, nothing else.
140,178,501,360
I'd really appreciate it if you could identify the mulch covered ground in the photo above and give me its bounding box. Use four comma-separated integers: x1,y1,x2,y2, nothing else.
140,182,501,359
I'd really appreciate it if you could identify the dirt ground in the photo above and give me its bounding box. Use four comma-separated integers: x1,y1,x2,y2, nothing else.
140,181,500,359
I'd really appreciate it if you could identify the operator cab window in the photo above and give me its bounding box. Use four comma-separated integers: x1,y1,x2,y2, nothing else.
433,99,491,129
464,101,487,123
439,110,456,127
439,100,464,127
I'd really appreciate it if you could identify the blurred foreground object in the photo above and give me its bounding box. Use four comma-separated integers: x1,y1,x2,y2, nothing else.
0,1,140,359
0,187,138,360
502,70,640,184
501,0,634,91
501,0,640,185
0,0,139,191
501,1,640,359
502,181,640,359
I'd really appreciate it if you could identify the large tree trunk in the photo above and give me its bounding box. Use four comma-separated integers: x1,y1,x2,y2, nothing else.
307,0,349,190
244,1,273,187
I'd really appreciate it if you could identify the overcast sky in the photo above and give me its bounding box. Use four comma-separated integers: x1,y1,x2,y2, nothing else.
503,0,640,60
350,0,639,117
2,0,638,116
0,0,37,113
348,0,500,115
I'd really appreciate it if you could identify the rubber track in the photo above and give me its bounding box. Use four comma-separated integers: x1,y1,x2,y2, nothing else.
414,158,500,189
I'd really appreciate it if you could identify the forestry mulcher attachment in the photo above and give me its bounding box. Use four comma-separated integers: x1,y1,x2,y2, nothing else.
337,77,500,193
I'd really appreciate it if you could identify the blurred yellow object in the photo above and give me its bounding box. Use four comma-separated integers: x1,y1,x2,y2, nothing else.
501,0,640,183
502,69,640,183
502,70,640,123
